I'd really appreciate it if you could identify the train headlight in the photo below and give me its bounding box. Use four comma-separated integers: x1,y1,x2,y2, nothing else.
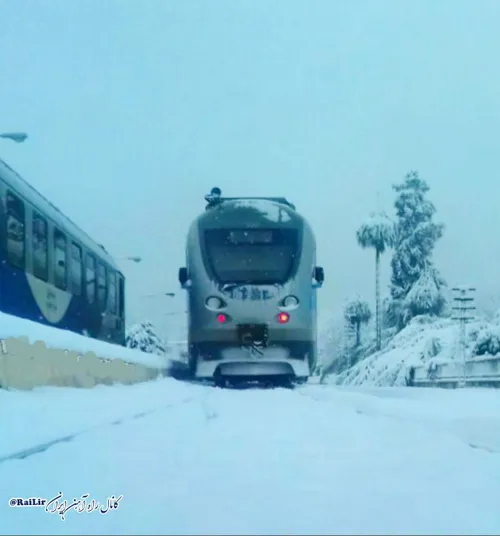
216,313,227,324
281,295,299,309
206,296,225,310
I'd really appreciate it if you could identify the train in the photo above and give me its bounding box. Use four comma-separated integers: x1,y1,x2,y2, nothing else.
0,157,126,345
178,187,324,386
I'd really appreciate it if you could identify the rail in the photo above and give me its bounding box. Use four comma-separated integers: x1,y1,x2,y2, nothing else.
409,355,500,388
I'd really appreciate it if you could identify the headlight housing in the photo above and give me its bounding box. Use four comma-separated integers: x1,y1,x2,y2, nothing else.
205,296,226,310
280,295,299,309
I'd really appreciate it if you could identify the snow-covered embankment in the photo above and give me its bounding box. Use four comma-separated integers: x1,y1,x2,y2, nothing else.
0,312,169,390
325,314,500,387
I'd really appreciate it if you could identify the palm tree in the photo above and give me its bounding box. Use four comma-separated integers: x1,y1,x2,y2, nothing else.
344,296,372,347
357,211,395,350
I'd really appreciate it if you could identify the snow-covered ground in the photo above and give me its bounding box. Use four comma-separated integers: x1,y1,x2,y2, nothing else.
2,379,500,535
1,312,499,533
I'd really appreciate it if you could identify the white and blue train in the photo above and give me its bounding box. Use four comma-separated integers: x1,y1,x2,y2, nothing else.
179,187,324,386
0,158,126,345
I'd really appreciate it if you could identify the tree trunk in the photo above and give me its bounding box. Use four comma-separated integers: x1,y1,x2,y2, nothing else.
375,248,381,351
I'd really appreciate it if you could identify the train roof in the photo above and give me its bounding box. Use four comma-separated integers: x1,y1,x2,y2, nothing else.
0,157,121,272
206,196,296,210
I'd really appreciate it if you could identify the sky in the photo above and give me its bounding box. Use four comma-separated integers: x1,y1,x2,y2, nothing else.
1,0,500,339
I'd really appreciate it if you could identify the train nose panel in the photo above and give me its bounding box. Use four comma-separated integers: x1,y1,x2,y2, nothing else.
216,361,295,377
221,345,290,360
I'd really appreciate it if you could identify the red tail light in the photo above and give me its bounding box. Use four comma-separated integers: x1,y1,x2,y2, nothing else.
216,313,227,324
277,312,290,324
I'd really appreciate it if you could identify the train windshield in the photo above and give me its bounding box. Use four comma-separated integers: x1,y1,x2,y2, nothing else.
205,228,298,284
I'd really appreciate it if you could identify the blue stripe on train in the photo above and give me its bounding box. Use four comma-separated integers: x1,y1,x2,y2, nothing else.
0,262,86,333
0,259,124,345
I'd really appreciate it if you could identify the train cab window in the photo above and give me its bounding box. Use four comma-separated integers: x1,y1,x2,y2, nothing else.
118,276,125,318
86,255,96,303
5,191,25,268
204,228,298,284
53,228,67,290
107,271,117,314
71,243,83,295
97,263,107,308
32,212,48,280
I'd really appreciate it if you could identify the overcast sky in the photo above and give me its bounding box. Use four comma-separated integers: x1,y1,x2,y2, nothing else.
1,0,500,339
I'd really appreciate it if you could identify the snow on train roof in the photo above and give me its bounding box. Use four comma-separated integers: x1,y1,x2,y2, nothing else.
0,158,119,270
229,198,293,222
206,196,297,222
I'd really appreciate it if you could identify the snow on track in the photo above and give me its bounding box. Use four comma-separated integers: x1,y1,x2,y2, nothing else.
2,381,500,535
0,378,200,460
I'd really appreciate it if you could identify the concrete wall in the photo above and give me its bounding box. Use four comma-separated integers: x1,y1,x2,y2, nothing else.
0,337,167,391
411,355,500,388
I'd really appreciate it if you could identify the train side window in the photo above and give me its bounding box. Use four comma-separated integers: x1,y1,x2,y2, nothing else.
108,271,117,314
53,228,67,290
32,212,48,281
86,255,96,303
6,191,25,269
71,243,82,295
118,276,125,318
97,262,106,308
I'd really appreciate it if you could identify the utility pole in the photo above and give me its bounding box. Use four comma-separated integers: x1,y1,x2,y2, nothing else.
451,286,476,388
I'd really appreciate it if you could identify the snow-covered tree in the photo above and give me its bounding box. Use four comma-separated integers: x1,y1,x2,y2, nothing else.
126,321,167,356
390,170,446,330
403,266,446,322
357,211,395,350
344,296,372,347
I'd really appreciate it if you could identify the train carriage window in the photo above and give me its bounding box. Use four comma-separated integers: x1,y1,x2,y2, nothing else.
107,271,117,314
97,263,107,308
6,191,25,268
86,255,96,303
118,277,125,318
71,243,82,295
32,212,48,280
53,229,67,290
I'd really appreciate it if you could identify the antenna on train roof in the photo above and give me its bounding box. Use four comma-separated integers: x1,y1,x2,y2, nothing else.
205,186,222,207
203,187,297,211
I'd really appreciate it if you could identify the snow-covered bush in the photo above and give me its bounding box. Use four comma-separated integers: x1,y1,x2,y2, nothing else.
403,266,446,319
126,321,167,356
472,324,500,357
423,335,442,359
